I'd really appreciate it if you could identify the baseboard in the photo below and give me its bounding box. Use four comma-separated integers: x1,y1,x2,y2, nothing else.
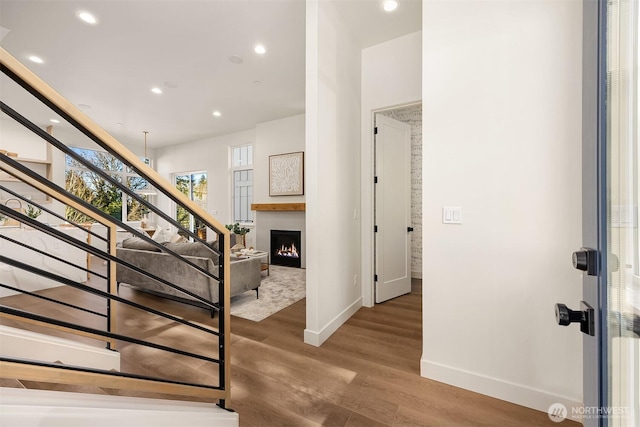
420,357,582,415
0,325,120,371
411,270,422,279
0,388,239,427
304,297,362,347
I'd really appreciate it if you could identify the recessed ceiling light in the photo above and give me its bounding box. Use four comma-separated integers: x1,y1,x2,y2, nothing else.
383,0,398,12
77,11,97,24
151,87,162,94
49,119,60,124
28,55,44,64
254,44,266,55
213,111,221,117
229,55,244,64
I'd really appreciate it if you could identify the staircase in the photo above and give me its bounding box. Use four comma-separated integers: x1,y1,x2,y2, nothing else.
0,47,237,425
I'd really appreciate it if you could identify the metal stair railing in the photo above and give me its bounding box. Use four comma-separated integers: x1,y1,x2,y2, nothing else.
0,47,232,408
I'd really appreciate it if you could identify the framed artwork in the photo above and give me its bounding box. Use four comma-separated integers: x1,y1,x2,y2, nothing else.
269,151,304,196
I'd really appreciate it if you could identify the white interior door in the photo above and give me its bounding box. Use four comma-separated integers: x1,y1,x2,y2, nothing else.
375,114,412,303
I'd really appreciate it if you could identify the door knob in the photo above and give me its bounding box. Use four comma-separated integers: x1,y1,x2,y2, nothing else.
572,248,598,276
555,301,595,336
555,304,583,325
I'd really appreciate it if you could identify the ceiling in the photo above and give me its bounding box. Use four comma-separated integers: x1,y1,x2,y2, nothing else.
0,0,421,149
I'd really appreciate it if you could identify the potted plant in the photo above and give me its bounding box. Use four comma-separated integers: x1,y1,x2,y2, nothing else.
26,204,42,219
0,213,6,226
225,222,250,247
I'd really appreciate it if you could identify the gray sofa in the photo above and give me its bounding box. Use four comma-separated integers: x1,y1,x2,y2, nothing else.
116,238,261,316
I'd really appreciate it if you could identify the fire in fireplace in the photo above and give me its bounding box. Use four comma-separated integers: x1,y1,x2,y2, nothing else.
271,230,301,268
276,243,299,258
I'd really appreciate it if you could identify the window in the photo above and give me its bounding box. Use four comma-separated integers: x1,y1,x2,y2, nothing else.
65,147,151,223
175,172,208,234
231,145,253,223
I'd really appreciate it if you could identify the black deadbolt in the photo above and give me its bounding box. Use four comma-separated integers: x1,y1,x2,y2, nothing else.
407,227,414,232
572,248,598,276
555,302,595,336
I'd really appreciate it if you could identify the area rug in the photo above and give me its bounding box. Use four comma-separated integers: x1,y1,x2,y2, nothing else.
230,265,306,322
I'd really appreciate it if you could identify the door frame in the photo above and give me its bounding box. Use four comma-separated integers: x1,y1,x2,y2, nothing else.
360,101,421,307
374,113,412,303
581,0,609,422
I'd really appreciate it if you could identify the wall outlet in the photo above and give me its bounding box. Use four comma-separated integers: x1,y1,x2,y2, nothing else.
353,273,358,287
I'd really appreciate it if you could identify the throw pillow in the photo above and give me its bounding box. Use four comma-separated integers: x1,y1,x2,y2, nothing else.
152,228,187,244
121,237,161,252
151,227,169,242
169,233,187,243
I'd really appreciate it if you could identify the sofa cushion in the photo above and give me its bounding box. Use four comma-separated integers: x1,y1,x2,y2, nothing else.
163,241,218,263
122,237,161,252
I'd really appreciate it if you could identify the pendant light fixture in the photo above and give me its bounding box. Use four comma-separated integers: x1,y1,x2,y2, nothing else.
136,130,157,196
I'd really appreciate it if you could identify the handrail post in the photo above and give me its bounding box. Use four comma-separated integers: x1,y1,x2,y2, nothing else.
107,224,118,350
217,233,227,408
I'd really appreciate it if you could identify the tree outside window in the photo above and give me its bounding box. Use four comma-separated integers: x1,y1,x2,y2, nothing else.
175,172,208,237
65,147,151,223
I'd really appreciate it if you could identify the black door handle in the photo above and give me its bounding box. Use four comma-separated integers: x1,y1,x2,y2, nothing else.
407,227,414,232
555,302,595,336
572,248,598,275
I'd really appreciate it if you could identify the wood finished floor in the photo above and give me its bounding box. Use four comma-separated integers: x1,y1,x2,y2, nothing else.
1,274,578,427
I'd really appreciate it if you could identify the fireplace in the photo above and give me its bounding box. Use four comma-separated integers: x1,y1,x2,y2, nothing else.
270,230,301,268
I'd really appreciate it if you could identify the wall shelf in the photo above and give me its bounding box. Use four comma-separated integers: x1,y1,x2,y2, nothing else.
0,154,53,203
4,156,51,165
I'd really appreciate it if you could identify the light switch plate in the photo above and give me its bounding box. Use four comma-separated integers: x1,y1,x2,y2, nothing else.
443,207,462,224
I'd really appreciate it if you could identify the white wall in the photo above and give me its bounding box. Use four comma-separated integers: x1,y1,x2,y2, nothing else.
0,118,49,159
361,31,422,306
421,0,583,413
304,0,362,346
155,129,255,243
254,114,306,204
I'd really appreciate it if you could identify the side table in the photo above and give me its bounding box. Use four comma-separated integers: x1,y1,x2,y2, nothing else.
244,251,270,276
